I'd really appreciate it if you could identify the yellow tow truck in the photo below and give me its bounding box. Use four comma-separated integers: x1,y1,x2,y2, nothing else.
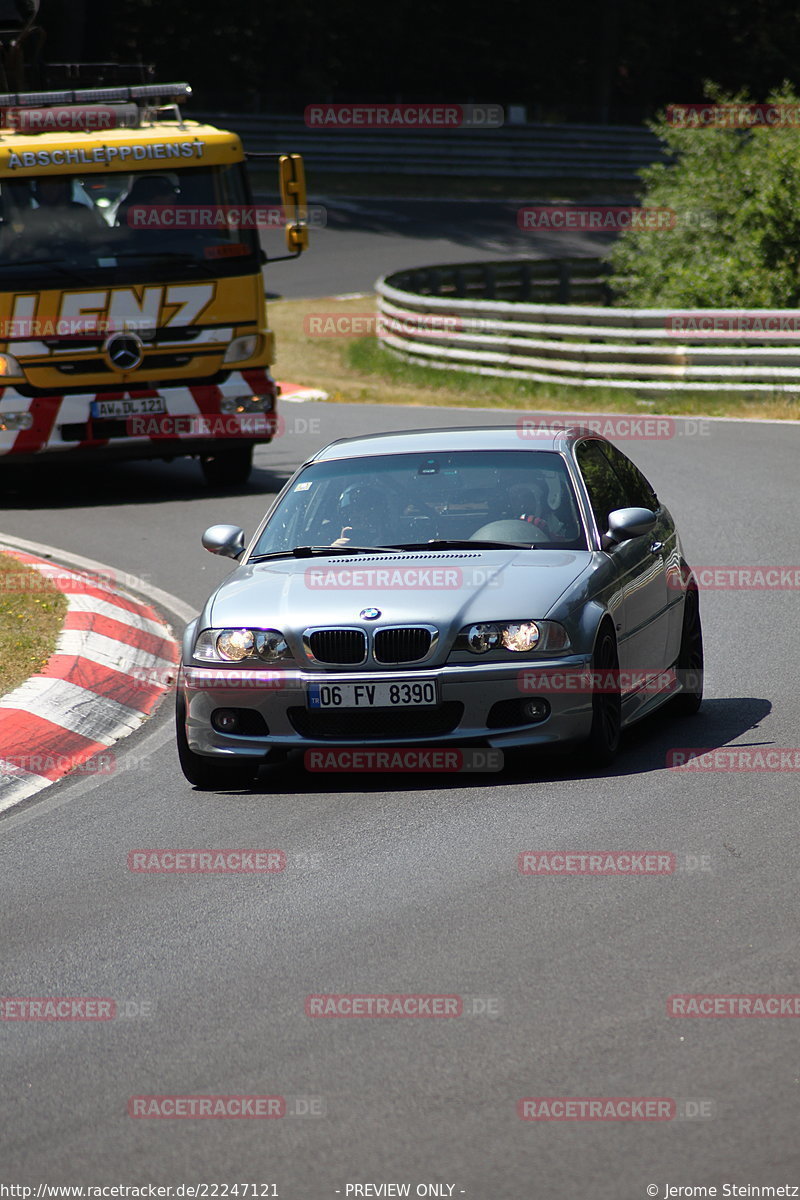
0,80,308,484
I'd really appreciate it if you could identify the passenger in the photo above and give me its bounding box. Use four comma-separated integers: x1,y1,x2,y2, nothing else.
12,177,107,253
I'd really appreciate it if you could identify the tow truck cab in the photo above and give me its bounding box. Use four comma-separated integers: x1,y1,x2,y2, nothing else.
0,81,308,484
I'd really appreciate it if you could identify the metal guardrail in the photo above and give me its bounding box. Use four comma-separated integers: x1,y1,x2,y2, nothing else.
375,260,800,392
195,113,664,180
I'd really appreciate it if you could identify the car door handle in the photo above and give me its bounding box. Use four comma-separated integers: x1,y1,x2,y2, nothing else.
649,541,663,554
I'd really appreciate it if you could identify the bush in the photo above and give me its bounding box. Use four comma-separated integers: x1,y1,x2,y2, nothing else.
610,84,800,307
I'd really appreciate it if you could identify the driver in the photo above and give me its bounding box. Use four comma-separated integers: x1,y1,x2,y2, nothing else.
116,174,178,228
331,483,393,546
508,481,566,538
13,176,107,251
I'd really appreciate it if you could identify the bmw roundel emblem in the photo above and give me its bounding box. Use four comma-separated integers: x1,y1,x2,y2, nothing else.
360,607,381,620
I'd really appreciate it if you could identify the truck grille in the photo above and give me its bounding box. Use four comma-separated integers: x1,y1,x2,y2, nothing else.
289,702,463,741
307,629,367,664
373,627,433,663
54,352,201,375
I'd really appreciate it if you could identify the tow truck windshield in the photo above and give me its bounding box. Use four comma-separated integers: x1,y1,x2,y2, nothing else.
0,163,260,286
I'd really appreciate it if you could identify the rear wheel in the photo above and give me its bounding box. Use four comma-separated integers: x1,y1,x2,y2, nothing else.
582,624,622,767
175,692,259,790
672,587,704,716
200,445,254,487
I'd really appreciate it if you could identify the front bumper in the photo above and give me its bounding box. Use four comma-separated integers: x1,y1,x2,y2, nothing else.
181,656,595,758
0,368,277,463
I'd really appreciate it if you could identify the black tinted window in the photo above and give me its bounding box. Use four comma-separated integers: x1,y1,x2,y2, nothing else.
599,442,659,510
575,440,629,533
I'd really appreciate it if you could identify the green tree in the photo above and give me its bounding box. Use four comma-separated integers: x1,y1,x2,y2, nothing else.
610,84,800,307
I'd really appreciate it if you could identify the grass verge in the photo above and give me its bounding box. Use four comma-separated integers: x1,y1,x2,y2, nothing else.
269,294,800,420
0,553,68,696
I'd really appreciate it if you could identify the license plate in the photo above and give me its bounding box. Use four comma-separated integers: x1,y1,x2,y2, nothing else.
90,396,165,419
307,680,438,709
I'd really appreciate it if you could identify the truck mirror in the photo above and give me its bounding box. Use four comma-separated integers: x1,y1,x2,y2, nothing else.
279,153,309,254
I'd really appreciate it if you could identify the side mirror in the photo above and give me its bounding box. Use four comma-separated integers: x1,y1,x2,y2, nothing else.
279,153,309,254
602,507,656,548
201,524,246,559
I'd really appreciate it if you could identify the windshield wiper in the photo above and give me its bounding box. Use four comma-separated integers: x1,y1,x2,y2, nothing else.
111,250,202,260
250,545,398,562
389,539,538,550
0,258,94,283
292,545,400,557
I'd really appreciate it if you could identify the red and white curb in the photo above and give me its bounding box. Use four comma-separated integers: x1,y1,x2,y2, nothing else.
0,548,179,813
276,379,329,402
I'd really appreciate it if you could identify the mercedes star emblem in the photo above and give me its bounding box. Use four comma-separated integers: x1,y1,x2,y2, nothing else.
104,331,144,371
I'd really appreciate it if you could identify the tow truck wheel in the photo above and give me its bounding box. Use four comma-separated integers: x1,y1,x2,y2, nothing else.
200,445,254,487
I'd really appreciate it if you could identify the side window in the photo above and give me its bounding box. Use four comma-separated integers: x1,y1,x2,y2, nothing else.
575,440,629,534
600,443,659,511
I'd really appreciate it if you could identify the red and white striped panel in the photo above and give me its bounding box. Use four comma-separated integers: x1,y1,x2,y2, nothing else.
0,368,280,457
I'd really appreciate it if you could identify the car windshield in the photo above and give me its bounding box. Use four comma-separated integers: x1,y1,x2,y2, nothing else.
251,450,588,555
0,164,259,286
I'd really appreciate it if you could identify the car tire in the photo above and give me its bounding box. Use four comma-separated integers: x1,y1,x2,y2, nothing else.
582,623,622,767
671,586,704,717
175,692,259,790
200,445,254,487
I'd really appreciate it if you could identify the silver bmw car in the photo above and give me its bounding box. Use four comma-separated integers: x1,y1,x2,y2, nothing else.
176,425,703,788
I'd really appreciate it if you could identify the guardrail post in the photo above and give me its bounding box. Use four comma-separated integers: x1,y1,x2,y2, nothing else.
557,261,571,304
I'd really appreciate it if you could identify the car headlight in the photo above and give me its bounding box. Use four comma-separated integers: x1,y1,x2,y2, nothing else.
0,410,33,431
0,354,25,382
457,620,571,654
223,335,259,364
255,630,290,661
466,623,502,653
193,628,294,664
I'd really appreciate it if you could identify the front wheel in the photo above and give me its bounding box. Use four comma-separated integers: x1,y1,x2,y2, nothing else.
671,587,704,717
581,625,622,767
200,445,254,487
175,692,259,790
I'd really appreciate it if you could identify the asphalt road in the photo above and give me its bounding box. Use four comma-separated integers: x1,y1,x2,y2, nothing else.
1,204,799,1196
262,197,618,297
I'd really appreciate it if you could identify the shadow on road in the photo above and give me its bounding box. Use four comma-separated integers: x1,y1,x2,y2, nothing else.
196,696,772,797
317,199,620,259
0,458,292,510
